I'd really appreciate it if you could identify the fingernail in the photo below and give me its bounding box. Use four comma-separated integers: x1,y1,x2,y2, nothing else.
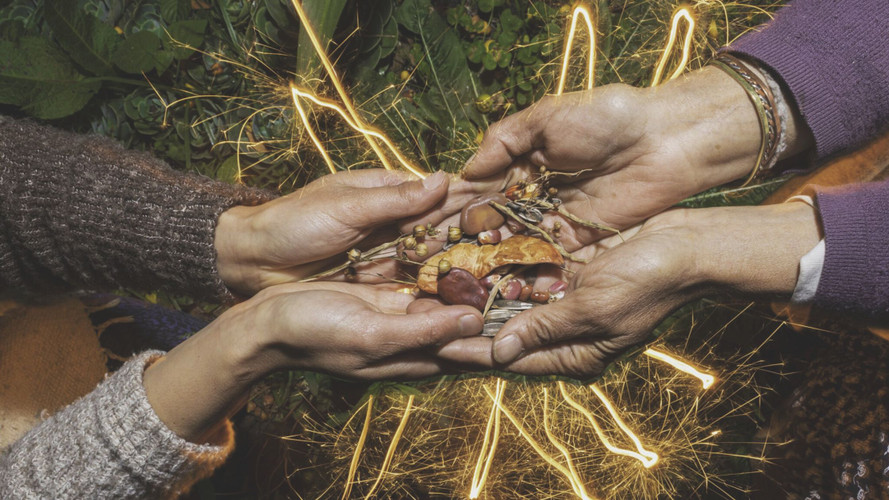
459,314,482,336
422,171,447,191
493,334,523,364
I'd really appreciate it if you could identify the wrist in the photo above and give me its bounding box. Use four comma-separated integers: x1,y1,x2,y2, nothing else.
646,66,762,191
685,203,822,296
215,205,260,296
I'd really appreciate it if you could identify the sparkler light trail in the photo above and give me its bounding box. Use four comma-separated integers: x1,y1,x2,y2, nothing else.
364,395,415,499
651,7,696,86
287,0,427,178
290,86,427,178
468,379,505,499
644,348,716,389
483,385,598,500
544,388,595,499
341,395,374,500
292,94,337,175
559,382,659,468
557,5,596,95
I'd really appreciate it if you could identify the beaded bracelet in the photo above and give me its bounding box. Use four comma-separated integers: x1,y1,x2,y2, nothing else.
710,53,782,187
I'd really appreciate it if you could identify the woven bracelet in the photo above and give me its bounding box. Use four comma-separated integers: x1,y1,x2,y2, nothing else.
710,53,782,187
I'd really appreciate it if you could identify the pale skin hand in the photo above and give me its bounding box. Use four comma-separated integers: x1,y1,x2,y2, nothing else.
437,201,822,379
214,169,452,296
142,281,484,443
461,66,814,246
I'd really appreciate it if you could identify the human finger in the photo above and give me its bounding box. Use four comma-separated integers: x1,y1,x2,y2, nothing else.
490,292,599,365
462,102,553,179
360,305,483,358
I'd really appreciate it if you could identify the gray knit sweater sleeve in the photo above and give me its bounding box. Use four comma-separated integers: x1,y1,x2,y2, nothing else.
0,352,235,499
0,116,276,300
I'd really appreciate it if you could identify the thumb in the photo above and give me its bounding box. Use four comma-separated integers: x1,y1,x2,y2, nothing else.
463,107,545,180
349,171,450,228
491,293,593,364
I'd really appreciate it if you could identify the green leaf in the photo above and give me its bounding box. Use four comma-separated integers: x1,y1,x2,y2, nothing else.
165,19,207,60
112,30,173,74
394,0,484,128
44,0,120,76
159,0,190,23
216,156,241,184
0,37,100,119
295,0,347,80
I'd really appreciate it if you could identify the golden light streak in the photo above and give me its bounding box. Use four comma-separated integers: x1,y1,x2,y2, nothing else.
469,379,505,499
288,0,426,178
364,395,415,499
543,388,594,499
651,7,696,87
644,348,716,389
556,5,596,95
290,86,427,178
292,93,337,175
483,386,599,500
558,382,658,468
589,384,660,467
342,395,374,500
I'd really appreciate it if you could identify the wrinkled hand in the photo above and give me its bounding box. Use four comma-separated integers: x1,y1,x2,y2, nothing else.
144,281,484,440
461,67,776,246
438,202,821,379
215,169,451,296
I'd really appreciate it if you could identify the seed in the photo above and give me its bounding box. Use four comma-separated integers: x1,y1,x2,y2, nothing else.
539,165,547,174
549,281,568,293
344,267,357,280
403,236,418,250
547,187,558,197
519,284,533,301
530,291,549,303
499,279,522,300
553,221,562,230
347,248,361,262
415,243,429,257
413,224,427,238
478,229,502,245
438,259,452,274
448,226,463,243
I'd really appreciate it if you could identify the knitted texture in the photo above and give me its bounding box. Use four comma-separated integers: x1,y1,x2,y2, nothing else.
728,0,889,160
0,116,276,301
813,180,889,320
0,351,235,499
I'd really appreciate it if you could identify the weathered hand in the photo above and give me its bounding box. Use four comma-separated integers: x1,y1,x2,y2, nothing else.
215,169,451,296
143,281,483,441
438,202,821,379
461,67,811,246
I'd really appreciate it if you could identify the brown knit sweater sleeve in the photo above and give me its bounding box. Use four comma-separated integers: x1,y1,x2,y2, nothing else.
0,116,277,300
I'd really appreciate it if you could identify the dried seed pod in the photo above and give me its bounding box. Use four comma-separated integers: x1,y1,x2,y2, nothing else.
413,224,427,239
553,221,562,231
403,236,418,250
539,165,547,175
437,267,489,311
519,284,533,301
547,186,559,197
448,226,463,243
478,229,502,245
438,259,452,274
347,248,361,263
499,279,522,301
530,291,550,303
415,243,429,258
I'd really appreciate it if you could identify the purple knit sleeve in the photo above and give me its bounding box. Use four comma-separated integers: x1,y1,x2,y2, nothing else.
813,180,889,319
727,0,889,160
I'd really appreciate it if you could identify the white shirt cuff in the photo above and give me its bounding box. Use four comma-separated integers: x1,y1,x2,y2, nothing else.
785,194,824,304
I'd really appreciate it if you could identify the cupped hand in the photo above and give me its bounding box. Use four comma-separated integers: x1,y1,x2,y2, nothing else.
437,201,821,379
461,67,770,246
144,281,484,441
215,169,452,296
